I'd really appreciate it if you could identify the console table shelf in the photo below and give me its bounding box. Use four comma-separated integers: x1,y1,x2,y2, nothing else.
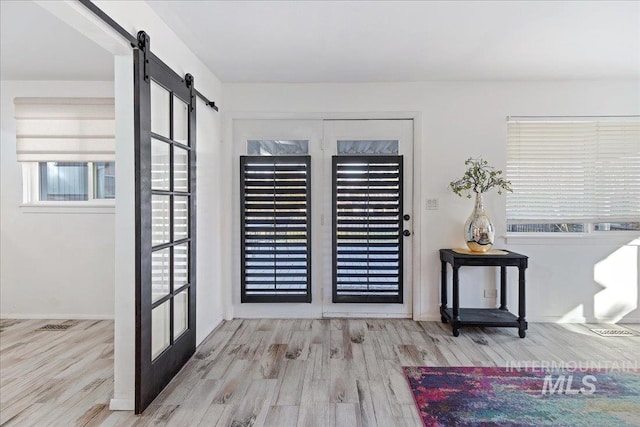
439,249,528,338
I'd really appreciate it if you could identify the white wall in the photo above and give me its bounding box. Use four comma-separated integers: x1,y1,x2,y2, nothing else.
112,55,136,411
223,79,640,323
0,80,115,319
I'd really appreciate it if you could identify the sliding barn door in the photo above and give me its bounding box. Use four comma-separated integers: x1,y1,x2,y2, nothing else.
134,44,196,413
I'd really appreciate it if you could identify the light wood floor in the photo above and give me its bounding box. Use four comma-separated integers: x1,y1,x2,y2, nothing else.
1,318,638,426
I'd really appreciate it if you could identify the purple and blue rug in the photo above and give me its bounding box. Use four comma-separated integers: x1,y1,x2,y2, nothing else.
403,366,640,427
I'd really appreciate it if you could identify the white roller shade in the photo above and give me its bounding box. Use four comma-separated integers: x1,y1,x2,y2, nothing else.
507,118,640,224
14,97,115,162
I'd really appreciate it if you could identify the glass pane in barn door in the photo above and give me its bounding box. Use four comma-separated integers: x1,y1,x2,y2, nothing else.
150,81,170,138
151,138,170,190
151,248,170,303
173,98,189,145
174,196,189,241
322,120,413,318
134,47,196,414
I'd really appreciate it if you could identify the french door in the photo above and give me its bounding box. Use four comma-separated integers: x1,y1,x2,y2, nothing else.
322,120,413,317
234,119,413,318
134,47,196,413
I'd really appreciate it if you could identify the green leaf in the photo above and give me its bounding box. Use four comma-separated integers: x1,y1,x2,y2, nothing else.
448,156,512,198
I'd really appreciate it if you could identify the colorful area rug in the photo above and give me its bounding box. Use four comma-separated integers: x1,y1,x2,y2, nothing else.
403,366,640,427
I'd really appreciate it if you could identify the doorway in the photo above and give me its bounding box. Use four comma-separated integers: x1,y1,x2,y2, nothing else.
234,118,414,318
322,120,413,317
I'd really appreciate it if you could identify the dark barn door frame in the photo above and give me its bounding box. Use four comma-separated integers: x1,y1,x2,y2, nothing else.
134,33,198,414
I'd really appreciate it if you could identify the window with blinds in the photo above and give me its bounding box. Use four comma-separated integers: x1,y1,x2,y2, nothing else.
15,98,116,203
333,156,403,303
240,156,312,303
506,118,640,232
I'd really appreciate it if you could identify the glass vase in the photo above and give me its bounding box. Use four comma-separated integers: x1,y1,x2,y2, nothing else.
464,192,495,252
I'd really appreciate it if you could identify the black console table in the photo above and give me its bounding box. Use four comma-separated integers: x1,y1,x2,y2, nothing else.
439,249,528,338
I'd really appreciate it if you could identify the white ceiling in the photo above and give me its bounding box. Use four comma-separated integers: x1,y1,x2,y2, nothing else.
0,1,113,81
147,0,640,83
1,1,637,83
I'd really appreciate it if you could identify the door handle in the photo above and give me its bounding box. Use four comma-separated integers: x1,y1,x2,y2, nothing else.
403,230,411,237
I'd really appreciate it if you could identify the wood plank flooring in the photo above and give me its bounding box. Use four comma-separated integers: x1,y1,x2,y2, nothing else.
1,318,638,426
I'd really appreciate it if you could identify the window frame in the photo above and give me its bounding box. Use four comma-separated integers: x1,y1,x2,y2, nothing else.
92,161,116,200
505,223,640,242
506,222,640,237
21,161,116,211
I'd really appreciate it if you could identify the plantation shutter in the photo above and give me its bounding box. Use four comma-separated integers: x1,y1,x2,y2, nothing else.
240,156,311,303
333,155,403,303
506,118,640,224
14,98,115,162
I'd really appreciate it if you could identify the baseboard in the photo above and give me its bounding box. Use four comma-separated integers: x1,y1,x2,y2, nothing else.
322,312,411,319
234,312,320,319
234,312,412,319
529,315,640,324
0,313,114,320
415,314,442,322
196,316,224,346
109,397,134,411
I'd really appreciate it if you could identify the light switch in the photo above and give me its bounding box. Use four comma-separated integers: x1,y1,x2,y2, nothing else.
426,199,439,210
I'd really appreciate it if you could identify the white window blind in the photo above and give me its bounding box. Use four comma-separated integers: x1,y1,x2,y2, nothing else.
14,98,115,162
507,118,640,224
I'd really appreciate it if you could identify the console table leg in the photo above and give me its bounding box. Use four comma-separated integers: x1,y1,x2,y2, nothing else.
452,266,460,322
499,266,507,310
441,260,447,310
518,266,527,338
440,261,448,323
